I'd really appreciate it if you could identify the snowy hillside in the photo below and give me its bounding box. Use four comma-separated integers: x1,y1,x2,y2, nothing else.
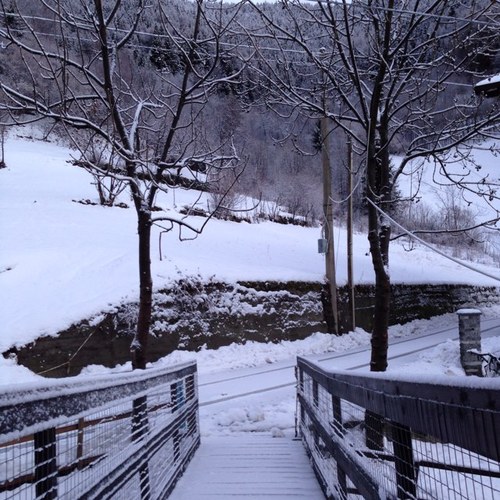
1,133,500,356
396,142,500,258
398,143,500,218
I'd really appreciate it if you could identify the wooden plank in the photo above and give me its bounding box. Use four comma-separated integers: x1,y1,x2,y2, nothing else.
169,435,325,499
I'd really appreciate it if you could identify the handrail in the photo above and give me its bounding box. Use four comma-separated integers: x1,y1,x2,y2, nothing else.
296,356,500,499
0,361,196,441
298,356,500,462
0,361,200,499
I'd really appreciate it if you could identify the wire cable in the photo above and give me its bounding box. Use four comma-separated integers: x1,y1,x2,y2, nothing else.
366,197,500,283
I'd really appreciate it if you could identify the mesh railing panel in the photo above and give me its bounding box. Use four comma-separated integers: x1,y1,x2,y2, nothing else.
297,358,500,500
0,364,199,500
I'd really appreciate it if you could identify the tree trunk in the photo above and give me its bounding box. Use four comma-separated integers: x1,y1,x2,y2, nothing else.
132,209,153,370
365,113,392,450
366,75,392,371
366,149,390,373
370,249,390,372
366,176,390,450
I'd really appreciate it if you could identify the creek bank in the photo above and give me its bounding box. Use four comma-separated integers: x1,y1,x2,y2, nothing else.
5,279,498,377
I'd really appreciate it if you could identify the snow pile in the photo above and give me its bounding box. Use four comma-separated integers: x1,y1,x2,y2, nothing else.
203,309,500,436
77,329,372,379
0,354,45,386
199,326,500,437
205,398,296,436
156,329,372,374
391,335,500,378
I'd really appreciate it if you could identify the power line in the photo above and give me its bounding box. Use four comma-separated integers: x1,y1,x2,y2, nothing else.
1,1,497,52
303,0,498,27
0,24,483,91
369,5,496,28
0,5,493,91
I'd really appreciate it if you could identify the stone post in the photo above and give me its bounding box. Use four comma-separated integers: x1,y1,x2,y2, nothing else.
457,309,482,376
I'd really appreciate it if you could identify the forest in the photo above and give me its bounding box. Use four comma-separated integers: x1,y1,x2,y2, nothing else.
1,1,496,226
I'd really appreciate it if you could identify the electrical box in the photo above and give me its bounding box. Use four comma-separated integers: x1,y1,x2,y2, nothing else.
318,238,327,254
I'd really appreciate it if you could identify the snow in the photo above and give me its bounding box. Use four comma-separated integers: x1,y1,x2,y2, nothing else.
0,128,499,500
0,354,45,386
70,310,499,439
193,316,500,442
396,141,500,259
1,130,500,414
2,133,500,358
147,329,373,374
476,73,500,87
456,308,482,315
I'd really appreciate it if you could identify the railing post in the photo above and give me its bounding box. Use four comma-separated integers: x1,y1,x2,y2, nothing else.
312,379,319,408
186,374,195,400
132,395,149,440
171,381,185,462
331,396,343,438
171,380,186,413
311,379,320,450
332,396,347,499
457,308,482,376
298,367,305,426
132,395,151,500
34,428,57,500
185,374,198,438
365,410,384,450
76,417,85,469
391,422,416,499
294,366,304,438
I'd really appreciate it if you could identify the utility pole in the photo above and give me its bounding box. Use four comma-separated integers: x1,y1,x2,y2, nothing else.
321,115,339,334
347,138,355,332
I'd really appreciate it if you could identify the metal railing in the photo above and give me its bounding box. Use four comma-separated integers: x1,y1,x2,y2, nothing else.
296,356,500,499
0,361,199,499
469,350,500,377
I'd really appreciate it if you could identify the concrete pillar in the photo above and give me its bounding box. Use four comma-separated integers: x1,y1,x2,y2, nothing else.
457,309,482,376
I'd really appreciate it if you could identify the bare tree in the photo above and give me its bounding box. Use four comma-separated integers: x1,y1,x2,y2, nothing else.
246,0,500,371
0,108,7,168
0,0,245,369
0,123,5,168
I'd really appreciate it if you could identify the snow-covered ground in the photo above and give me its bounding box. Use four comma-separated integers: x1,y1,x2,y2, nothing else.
397,141,500,219
396,140,500,259
187,312,500,437
1,132,500,385
1,132,500,499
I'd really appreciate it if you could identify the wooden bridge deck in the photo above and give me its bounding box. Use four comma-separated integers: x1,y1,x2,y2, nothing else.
169,435,325,499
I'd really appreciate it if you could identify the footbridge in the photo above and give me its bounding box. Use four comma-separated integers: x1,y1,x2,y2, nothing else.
1,319,500,499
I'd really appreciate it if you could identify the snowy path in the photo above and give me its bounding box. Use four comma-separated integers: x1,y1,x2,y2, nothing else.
169,435,325,499
198,317,500,407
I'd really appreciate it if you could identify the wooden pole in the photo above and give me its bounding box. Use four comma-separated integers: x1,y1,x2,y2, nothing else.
321,115,338,334
347,138,356,332
0,125,5,167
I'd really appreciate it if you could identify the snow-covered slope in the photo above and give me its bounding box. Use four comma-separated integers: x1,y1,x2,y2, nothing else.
1,135,500,354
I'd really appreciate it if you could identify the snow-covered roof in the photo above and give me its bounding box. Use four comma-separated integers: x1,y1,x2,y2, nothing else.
474,73,500,97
